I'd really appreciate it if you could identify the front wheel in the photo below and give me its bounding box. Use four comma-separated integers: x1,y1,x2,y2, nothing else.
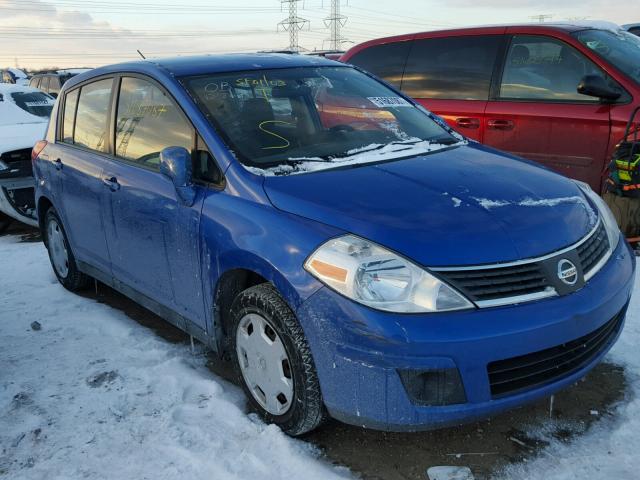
44,207,90,291
229,283,326,436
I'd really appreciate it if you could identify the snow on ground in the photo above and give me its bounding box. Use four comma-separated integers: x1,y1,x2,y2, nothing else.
0,236,351,480
1,232,639,480
498,265,640,480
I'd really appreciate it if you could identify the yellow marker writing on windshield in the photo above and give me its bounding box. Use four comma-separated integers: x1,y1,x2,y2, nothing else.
259,120,292,150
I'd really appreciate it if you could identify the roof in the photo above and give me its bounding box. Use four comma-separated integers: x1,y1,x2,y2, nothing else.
341,21,624,60
0,83,41,95
78,53,341,81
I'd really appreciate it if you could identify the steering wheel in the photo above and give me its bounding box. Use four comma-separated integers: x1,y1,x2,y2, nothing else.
329,124,355,133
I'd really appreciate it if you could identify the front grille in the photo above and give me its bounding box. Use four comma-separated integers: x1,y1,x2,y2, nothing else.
487,308,625,397
577,222,609,275
0,148,33,178
437,263,549,302
0,148,31,166
435,220,611,307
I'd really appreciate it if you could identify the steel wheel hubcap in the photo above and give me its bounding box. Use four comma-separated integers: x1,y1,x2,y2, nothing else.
47,218,69,278
236,313,294,415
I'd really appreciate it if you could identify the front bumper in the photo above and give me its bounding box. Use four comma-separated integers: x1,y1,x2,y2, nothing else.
296,236,636,431
0,176,37,227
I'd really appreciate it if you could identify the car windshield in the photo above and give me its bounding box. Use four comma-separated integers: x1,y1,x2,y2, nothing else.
10,91,54,117
573,28,640,84
182,66,460,175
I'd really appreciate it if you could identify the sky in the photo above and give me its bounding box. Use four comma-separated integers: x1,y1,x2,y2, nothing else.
0,0,638,70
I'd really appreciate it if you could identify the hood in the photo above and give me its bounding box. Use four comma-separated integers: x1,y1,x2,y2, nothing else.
0,121,47,155
262,143,597,267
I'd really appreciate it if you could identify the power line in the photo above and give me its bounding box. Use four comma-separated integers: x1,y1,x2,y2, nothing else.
530,14,553,23
323,0,348,51
277,0,310,52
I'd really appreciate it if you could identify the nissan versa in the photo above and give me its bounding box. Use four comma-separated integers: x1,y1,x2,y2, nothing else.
32,54,636,435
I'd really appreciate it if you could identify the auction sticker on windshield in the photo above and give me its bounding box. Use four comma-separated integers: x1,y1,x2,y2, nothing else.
367,96,412,108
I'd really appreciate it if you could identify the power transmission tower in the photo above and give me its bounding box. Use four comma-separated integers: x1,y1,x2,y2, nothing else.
277,0,310,52
323,0,348,51
530,14,553,23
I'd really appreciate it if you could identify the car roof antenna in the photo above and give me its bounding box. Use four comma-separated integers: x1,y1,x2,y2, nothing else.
137,49,146,60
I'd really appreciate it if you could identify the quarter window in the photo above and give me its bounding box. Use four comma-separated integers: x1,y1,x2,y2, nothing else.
347,41,412,88
500,35,602,101
74,78,113,152
402,35,502,100
115,77,192,169
62,89,79,143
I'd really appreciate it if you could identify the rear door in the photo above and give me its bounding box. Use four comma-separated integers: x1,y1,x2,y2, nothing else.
400,33,505,142
100,75,207,328
51,78,114,273
484,33,612,189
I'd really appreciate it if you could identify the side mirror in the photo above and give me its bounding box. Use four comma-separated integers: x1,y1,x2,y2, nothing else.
577,75,621,102
160,146,196,207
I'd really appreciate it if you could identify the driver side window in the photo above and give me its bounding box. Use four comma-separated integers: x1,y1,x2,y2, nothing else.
500,35,602,102
115,77,193,169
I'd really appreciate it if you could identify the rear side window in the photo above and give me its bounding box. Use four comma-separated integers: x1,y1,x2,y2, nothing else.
62,89,79,143
500,35,603,102
402,35,502,100
74,78,113,152
629,27,640,36
29,77,38,88
115,77,192,169
346,41,412,88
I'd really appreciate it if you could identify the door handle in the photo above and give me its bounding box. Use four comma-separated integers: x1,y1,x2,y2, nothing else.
102,176,120,192
54,158,62,171
487,119,515,130
455,117,480,129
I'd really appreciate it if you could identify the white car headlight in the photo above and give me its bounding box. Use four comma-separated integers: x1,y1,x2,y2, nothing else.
304,235,474,313
574,181,621,251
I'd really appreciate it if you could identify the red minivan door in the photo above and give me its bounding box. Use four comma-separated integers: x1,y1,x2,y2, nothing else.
484,31,614,189
400,31,505,142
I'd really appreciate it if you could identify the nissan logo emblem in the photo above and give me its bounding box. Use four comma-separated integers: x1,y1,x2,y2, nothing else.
557,259,578,286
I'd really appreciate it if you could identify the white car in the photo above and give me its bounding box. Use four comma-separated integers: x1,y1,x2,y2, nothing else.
0,84,54,231
2,68,30,86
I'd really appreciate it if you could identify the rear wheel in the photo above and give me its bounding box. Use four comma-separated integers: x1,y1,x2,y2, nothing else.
44,207,90,291
229,283,326,436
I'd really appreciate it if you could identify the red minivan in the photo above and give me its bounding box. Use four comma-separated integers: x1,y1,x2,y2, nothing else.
341,24,640,191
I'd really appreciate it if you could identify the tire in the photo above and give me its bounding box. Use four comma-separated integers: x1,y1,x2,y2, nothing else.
44,207,90,291
0,212,12,235
229,283,326,436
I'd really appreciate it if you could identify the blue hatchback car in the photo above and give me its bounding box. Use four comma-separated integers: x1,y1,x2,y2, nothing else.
32,54,635,435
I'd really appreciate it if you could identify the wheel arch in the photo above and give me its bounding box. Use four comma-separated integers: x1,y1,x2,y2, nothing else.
36,195,54,243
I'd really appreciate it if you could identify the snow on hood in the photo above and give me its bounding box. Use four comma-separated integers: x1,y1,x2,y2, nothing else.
245,139,465,176
0,121,47,155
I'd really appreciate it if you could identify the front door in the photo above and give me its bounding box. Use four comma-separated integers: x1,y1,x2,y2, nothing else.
101,76,207,328
484,34,612,189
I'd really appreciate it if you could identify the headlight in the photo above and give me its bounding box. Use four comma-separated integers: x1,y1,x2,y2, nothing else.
574,181,620,250
304,235,474,313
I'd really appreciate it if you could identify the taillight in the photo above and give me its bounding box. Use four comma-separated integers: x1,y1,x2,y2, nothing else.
31,140,48,162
